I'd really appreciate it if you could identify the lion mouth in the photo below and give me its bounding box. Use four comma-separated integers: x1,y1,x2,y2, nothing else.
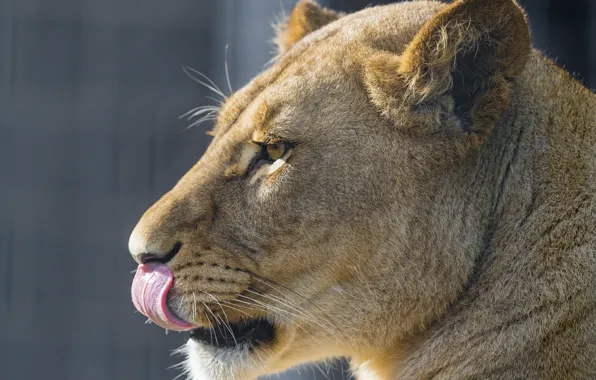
131,262,197,331
189,318,275,349
131,262,276,349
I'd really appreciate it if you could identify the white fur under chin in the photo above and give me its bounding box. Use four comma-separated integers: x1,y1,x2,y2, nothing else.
180,338,262,380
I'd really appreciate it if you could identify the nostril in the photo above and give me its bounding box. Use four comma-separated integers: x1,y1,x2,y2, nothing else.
138,252,163,264
139,242,183,264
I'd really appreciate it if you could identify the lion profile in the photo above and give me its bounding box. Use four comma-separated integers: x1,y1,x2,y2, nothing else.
128,0,596,379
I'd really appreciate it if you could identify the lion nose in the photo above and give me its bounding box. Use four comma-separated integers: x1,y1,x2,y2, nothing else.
136,242,182,264
128,223,183,264
128,180,211,265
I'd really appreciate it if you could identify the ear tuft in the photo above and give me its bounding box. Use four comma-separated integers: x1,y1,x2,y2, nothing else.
399,0,530,106
275,0,341,55
365,0,531,150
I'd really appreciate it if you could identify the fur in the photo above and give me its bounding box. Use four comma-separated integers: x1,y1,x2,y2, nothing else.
129,1,596,379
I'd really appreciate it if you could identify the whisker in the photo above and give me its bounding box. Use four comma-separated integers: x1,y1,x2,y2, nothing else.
250,275,337,322
180,105,220,120
235,294,333,339
250,276,333,324
231,296,300,322
183,110,218,130
204,292,238,346
230,297,320,343
206,96,225,106
201,301,226,343
224,44,233,95
229,297,271,314
245,288,316,323
184,117,216,131
184,110,217,123
203,310,217,346
192,292,198,322
218,300,254,318
249,275,350,343
182,66,226,100
315,362,333,380
246,288,337,339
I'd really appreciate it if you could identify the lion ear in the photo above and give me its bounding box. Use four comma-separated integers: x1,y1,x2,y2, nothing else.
365,0,531,146
275,0,341,55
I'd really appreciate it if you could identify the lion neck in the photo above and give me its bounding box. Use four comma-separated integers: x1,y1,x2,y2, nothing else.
344,50,595,379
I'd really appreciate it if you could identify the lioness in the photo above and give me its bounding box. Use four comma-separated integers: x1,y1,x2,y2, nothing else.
128,0,596,379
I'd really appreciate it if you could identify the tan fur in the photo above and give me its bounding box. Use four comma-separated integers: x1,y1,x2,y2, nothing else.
129,1,596,379
274,0,342,56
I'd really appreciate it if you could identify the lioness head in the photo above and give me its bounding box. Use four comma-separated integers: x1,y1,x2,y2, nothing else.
128,0,530,379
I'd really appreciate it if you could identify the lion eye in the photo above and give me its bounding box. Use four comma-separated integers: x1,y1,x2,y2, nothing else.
266,142,287,161
247,140,292,174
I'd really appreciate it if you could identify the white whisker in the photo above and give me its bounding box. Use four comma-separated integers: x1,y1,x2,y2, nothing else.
192,292,198,322
201,301,227,344
218,300,254,318
204,292,238,346
205,96,225,106
245,288,315,323
224,44,233,95
203,310,218,346
249,275,350,343
247,289,337,339
231,296,320,343
182,66,226,100
180,105,220,120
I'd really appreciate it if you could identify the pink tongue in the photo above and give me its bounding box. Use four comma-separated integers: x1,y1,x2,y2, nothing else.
131,262,195,331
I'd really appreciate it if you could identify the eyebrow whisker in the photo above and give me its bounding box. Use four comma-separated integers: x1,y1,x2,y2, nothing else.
182,66,226,101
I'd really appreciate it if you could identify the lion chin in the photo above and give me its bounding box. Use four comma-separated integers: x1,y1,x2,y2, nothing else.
181,321,276,380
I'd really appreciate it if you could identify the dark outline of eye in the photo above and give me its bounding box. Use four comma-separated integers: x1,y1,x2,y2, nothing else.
247,141,293,174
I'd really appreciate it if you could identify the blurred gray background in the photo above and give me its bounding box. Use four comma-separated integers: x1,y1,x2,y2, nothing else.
0,0,594,379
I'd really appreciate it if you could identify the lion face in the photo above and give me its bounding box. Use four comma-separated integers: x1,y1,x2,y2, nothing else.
130,48,407,379
128,0,531,379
